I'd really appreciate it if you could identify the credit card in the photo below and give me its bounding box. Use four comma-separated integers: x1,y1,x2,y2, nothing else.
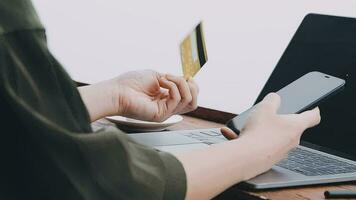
180,22,208,79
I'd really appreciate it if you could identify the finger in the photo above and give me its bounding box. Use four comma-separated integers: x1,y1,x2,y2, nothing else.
165,74,193,112
188,77,199,94
184,77,199,111
158,77,181,112
257,93,281,114
174,77,199,114
296,107,321,129
144,69,161,79
188,78,199,108
221,127,239,140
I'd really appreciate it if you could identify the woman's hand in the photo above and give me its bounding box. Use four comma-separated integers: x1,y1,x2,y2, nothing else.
234,93,320,174
221,93,321,176
111,70,198,122
79,70,198,122
176,93,321,200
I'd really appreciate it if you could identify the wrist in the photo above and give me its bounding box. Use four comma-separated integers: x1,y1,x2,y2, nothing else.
109,78,126,117
234,134,277,180
78,79,123,121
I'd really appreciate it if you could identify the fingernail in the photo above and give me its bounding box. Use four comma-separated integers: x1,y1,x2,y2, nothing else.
265,93,279,101
314,107,320,113
264,93,274,100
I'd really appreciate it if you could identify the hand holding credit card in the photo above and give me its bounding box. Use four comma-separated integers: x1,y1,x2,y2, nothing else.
180,22,208,79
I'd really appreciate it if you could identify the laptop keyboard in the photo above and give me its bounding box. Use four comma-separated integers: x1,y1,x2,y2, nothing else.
277,148,356,176
183,130,356,176
182,130,227,145
183,129,356,176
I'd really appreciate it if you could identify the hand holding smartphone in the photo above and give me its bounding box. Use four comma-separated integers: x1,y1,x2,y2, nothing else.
226,71,345,134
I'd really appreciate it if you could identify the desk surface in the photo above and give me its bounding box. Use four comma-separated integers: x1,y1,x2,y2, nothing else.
167,115,356,200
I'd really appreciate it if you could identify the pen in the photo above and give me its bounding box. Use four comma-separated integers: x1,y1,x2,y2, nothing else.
324,190,356,198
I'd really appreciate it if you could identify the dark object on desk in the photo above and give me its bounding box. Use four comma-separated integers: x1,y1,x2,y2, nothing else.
233,13,356,189
226,71,345,134
324,190,356,198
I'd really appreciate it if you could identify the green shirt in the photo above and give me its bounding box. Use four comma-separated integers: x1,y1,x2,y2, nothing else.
0,1,186,199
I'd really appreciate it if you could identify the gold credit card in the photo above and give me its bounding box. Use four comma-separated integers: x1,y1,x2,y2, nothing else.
180,22,208,79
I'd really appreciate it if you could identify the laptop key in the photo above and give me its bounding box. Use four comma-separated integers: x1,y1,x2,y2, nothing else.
182,131,227,145
200,130,222,136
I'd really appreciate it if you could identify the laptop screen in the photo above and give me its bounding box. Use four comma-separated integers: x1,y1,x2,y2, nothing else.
255,14,356,160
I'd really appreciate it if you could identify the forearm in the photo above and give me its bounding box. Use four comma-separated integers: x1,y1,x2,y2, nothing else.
78,80,119,122
175,135,278,200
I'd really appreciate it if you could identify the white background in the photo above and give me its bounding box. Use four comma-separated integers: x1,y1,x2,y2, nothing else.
32,0,356,114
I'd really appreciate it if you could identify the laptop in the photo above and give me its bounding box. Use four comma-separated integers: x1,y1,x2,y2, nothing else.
128,13,356,189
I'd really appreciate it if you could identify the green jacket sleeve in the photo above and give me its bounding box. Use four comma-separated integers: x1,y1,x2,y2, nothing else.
0,1,187,199
75,127,187,199
0,0,43,34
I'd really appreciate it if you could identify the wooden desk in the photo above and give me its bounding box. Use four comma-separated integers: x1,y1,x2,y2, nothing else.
167,115,356,200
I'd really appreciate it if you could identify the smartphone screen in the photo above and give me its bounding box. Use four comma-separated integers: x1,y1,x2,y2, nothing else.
226,71,345,134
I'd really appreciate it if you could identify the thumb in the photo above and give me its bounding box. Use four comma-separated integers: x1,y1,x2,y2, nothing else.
256,93,281,114
297,107,321,129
